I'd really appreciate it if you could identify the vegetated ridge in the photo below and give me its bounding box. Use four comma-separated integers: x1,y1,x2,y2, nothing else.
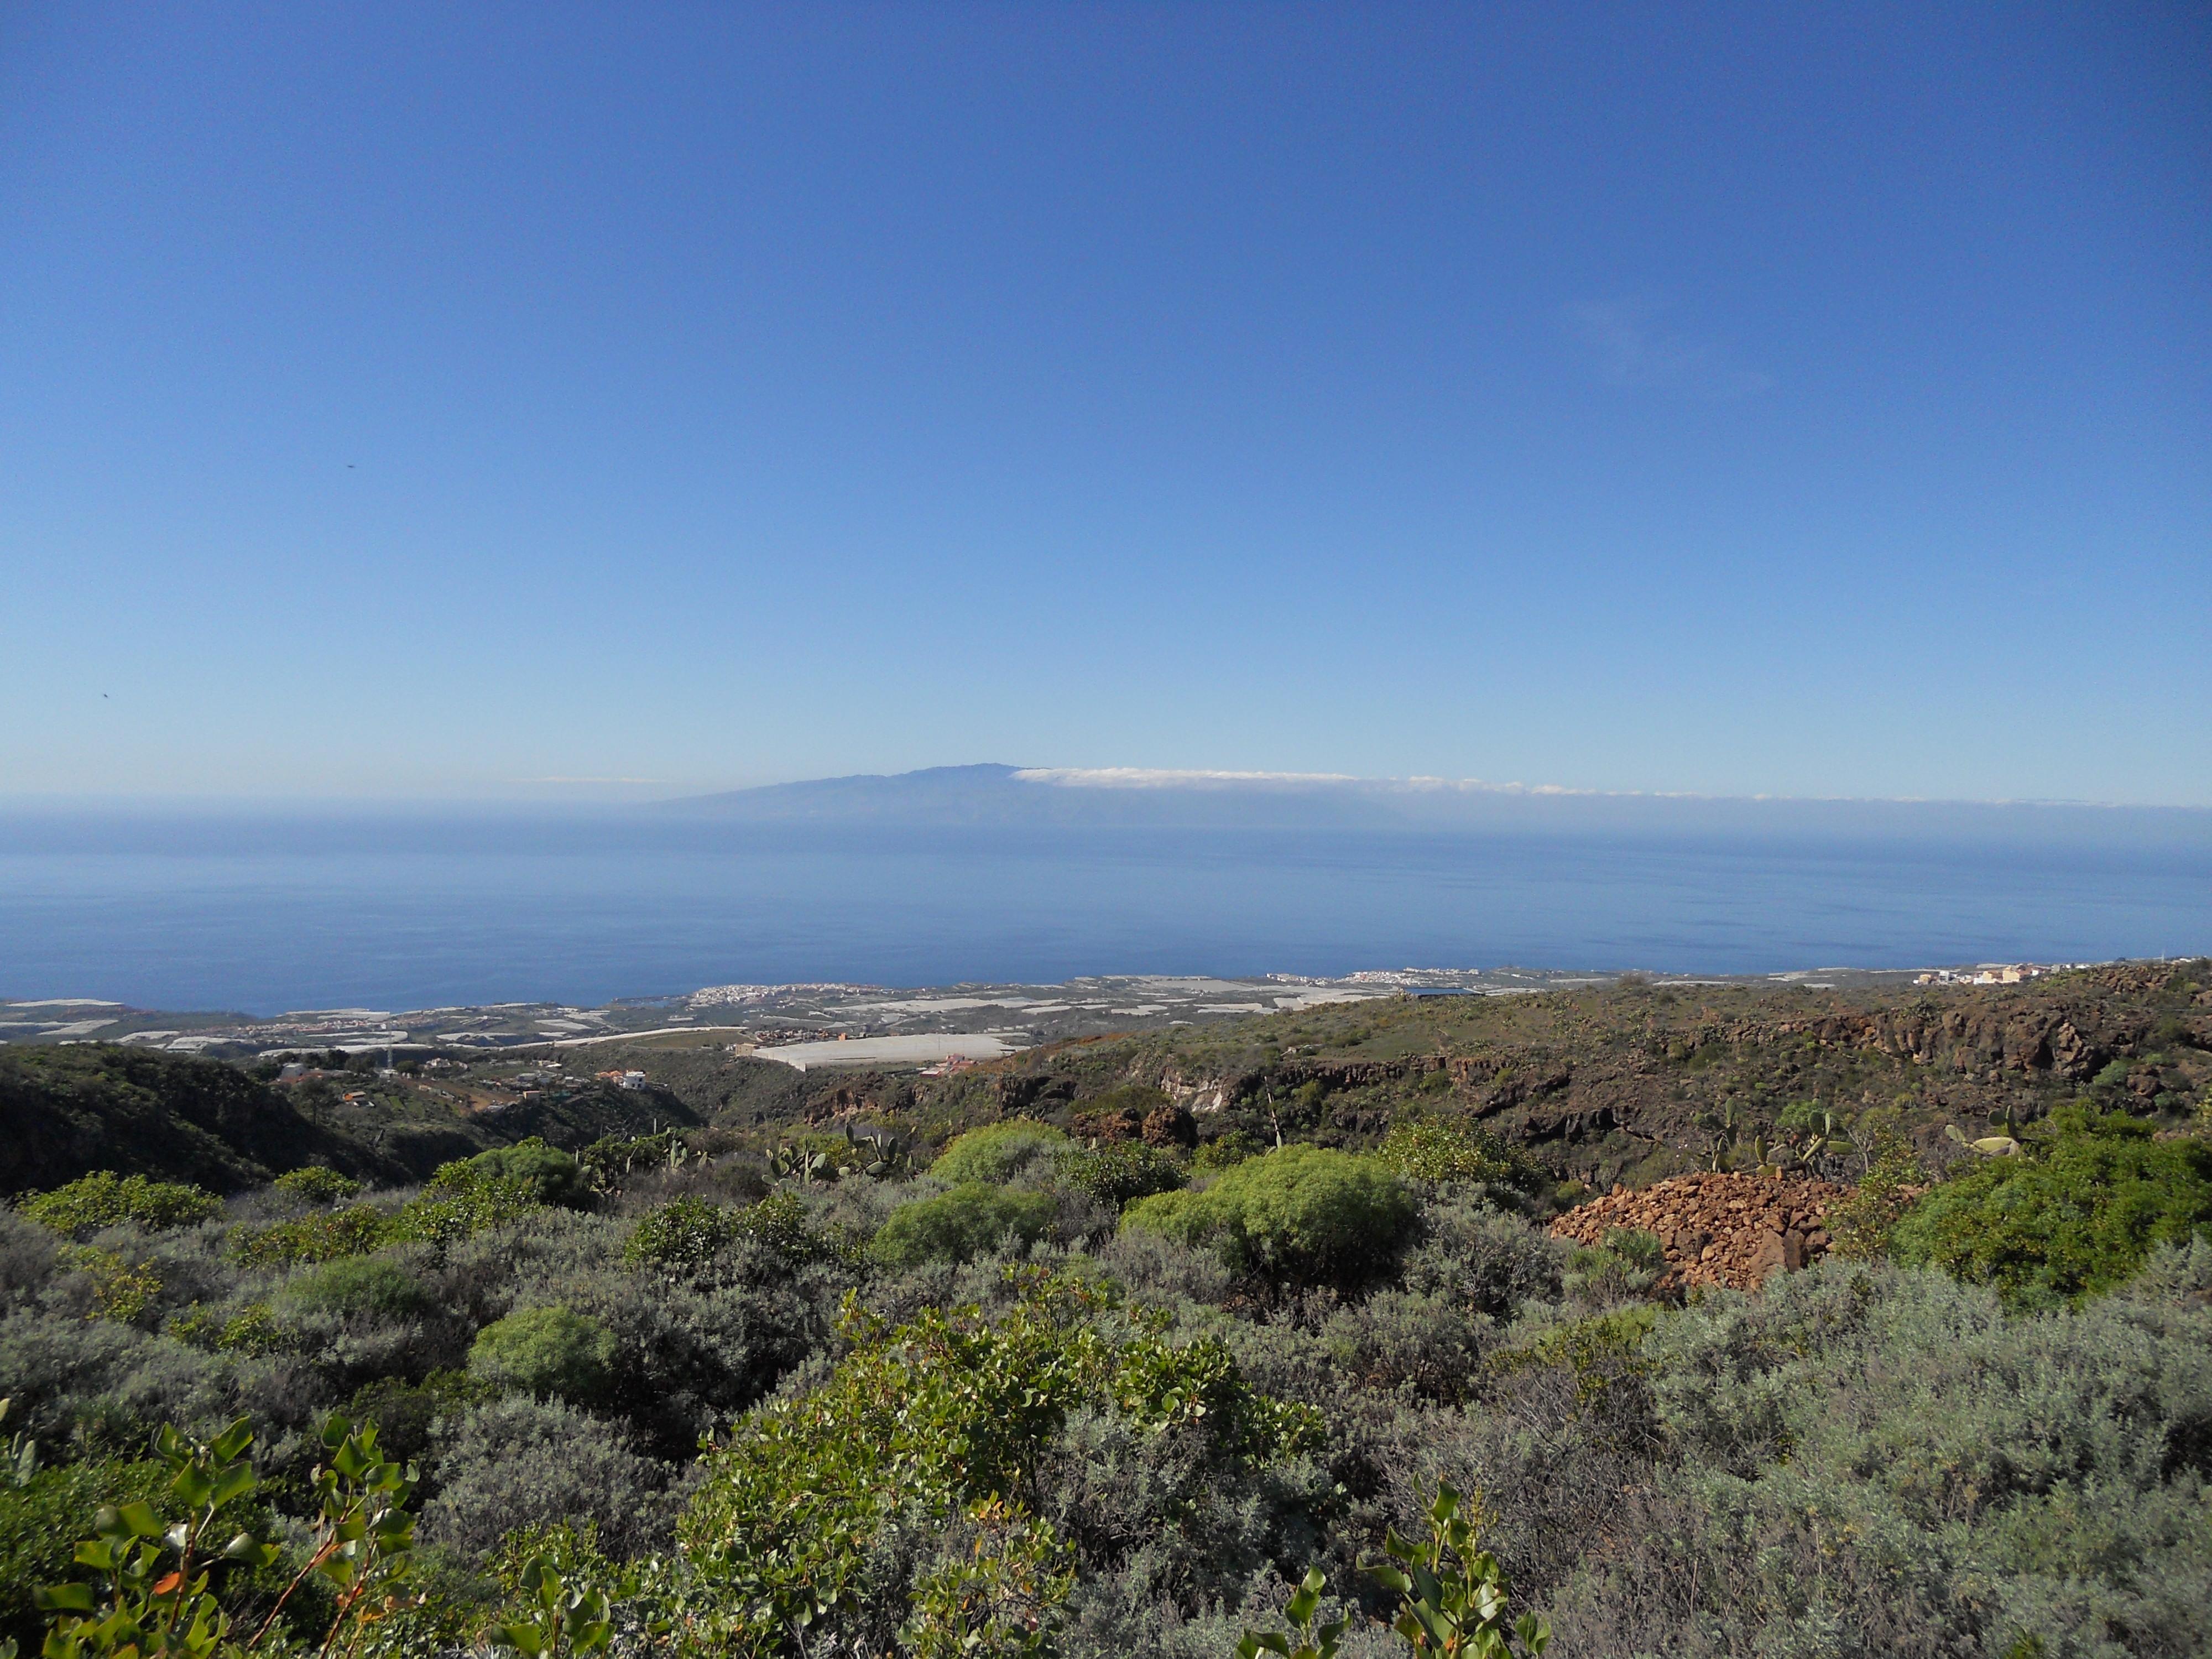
0,959,2207,1658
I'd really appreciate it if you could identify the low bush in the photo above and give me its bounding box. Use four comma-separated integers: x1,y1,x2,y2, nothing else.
60,1247,165,1325
429,1139,588,1209
283,1255,431,1320
0,1209,59,1308
1561,1228,1666,1304
873,1185,1058,1269
624,1194,740,1272
1545,1251,2212,1657
422,1395,670,1561
1398,1197,1564,1319
931,1121,1071,1186
1890,1105,2212,1308
18,1172,221,1238
680,1269,1316,1656
1826,1109,1926,1261
1123,1145,1416,1286
270,1165,362,1204
0,1458,167,1651
469,1305,619,1404
1055,1142,1187,1213
1376,1120,1550,1195
228,1203,392,1267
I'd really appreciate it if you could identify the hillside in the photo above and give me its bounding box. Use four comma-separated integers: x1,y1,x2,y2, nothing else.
0,1044,700,1196
0,1046,402,1194
39,962,2197,1201
883,959,2212,1188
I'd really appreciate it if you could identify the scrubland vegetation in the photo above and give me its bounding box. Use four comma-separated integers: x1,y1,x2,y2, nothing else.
4,962,2211,1657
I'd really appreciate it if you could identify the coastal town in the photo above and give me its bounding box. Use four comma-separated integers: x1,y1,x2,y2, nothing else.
2,959,2106,1069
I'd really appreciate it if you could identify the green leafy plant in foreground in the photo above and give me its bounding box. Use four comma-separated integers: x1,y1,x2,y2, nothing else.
679,1266,1311,1657
32,1413,416,1659
1235,1567,1345,1659
1244,1483,1547,1659
33,1416,273,1659
484,1557,611,1659
898,1496,1068,1659
1367,1483,1549,1659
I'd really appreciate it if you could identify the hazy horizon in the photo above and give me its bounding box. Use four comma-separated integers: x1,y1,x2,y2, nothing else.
8,759,2212,816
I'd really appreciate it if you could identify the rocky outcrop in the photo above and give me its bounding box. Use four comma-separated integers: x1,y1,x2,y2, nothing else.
1548,1171,1849,1292
1141,1102,1197,1148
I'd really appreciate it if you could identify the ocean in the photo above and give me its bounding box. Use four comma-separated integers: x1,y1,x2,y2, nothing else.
0,807,2206,1012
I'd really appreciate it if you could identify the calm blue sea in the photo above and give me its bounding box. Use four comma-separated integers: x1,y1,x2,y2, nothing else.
0,810,2206,1013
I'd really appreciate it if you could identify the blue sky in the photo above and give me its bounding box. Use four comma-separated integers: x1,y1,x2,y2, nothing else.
2,3,2206,805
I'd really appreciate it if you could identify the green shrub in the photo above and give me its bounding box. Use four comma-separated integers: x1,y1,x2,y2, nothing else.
421,1396,667,1561
271,1166,362,1204
426,1139,587,1209
1891,1107,2212,1308
284,1256,430,1320
1054,1142,1186,1212
1826,1108,1925,1260
158,1296,292,1355
1377,1120,1550,1194
59,1247,164,1324
28,1413,418,1659
0,1458,165,1650
624,1196,740,1274
228,1203,393,1267
680,1270,1315,1656
1192,1130,1261,1173
1562,1228,1667,1302
207,1303,289,1357
872,1185,1058,1269
739,1189,853,1265
1122,1144,1416,1285
469,1306,619,1404
930,1121,1071,1186
18,1173,220,1238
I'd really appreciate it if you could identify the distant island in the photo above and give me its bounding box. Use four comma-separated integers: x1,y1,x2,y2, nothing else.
662,761,2212,844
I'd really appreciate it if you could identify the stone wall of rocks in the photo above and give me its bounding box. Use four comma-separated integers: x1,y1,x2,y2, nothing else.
1548,1169,1849,1291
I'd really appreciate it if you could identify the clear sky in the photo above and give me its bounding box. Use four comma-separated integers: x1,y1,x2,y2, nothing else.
2,3,2206,805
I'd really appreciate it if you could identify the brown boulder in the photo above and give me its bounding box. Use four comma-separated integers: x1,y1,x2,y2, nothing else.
1548,1169,1847,1293
1141,1103,1198,1149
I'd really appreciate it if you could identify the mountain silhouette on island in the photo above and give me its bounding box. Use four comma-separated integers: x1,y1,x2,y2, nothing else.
660,764,2209,846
